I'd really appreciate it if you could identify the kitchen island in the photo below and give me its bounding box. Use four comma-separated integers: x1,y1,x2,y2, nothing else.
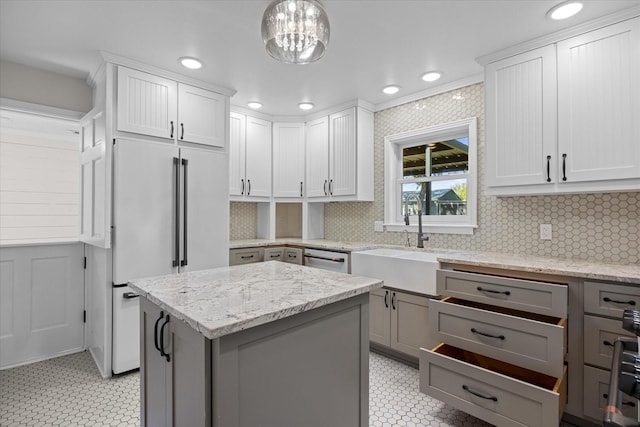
128,261,383,427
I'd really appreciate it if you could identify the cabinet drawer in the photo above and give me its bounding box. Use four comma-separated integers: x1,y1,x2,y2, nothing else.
420,344,566,427
584,281,640,318
584,365,638,422
229,248,263,266
264,248,284,262
584,315,636,369
431,297,566,378
437,270,567,318
283,248,303,265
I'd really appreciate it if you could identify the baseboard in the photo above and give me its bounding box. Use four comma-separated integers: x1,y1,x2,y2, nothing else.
0,347,84,371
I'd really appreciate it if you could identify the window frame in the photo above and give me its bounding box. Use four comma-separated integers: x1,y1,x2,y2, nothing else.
384,117,478,235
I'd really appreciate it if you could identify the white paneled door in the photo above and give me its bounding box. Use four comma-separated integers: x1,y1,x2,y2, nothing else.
0,243,85,369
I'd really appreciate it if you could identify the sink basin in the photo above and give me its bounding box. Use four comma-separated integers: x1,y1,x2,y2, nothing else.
351,248,442,295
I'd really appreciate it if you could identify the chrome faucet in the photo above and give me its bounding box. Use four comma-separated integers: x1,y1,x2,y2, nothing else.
404,194,429,248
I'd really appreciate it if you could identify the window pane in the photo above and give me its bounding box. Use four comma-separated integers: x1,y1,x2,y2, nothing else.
402,137,469,179
401,178,467,216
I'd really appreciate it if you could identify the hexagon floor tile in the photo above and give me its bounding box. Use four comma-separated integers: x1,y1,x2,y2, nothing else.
1,350,580,426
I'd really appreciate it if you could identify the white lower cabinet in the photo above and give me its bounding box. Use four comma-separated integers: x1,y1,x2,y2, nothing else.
584,365,639,422
421,269,568,426
370,288,434,359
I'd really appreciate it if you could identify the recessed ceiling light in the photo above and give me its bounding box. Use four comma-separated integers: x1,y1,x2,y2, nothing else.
179,57,203,70
382,85,400,95
298,102,314,111
422,72,442,82
247,101,263,109
547,1,583,20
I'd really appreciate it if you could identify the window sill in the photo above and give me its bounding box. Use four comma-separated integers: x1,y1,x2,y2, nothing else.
384,223,477,235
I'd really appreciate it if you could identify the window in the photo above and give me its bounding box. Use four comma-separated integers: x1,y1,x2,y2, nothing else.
384,117,477,234
0,108,81,245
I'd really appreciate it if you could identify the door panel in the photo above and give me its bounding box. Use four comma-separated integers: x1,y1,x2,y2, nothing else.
178,84,226,148
245,117,271,197
229,113,246,196
305,117,329,198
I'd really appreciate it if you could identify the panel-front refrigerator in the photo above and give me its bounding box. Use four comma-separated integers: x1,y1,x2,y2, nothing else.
111,138,228,374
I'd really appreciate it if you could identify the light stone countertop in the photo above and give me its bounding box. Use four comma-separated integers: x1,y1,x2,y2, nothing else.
128,261,383,340
229,238,377,252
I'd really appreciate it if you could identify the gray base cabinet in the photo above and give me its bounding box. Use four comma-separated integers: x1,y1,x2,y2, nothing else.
370,288,434,359
140,293,370,427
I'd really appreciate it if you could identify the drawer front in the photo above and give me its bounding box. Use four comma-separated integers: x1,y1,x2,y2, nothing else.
283,248,303,265
437,270,568,318
584,281,640,318
264,248,285,262
419,345,565,427
430,299,565,378
584,315,636,369
229,248,263,266
584,365,639,422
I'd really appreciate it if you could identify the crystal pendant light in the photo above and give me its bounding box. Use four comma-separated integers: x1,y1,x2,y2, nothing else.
261,0,330,64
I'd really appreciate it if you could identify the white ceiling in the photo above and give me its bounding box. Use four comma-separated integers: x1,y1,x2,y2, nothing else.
1,0,639,116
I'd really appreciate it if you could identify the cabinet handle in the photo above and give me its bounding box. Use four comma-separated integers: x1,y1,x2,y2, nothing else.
300,181,303,197
247,179,251,196
323,180,328,196
170,121,174,138
270,253,281,258
329,179,333,195
471,327,505,340
546,155,551,182
153,310,164,352
603,297,636,306
562,153,567,181
180,123,184,140
159,314,171,362
604,340,615,347
241,179,245,195
602,394,636,407
384,290,389,308
240,255,254,259
123,292,139,299
462,385,497,402
181,158,188,267
391,292,396,310
476,286,510,296
173,157,180,268
287,253,297,259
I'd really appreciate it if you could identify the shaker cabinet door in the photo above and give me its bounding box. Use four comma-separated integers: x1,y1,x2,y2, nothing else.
177,83,226,148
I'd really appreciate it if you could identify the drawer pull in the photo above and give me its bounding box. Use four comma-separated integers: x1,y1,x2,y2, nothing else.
477,286,511,296
603,394,636,407
462,385,498,402
269,253,281,258
471,328,505,340
603,297,636,306
604,340,615,347
240,255,254,259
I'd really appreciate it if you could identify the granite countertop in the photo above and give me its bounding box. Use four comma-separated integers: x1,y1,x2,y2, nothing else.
128,261,383,340
229,238,377,252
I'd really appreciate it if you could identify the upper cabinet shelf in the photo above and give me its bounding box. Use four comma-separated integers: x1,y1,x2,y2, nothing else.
484,16,640,196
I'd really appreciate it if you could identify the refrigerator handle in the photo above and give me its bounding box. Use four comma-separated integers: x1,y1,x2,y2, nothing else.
181,158,188,267
173,157,180,267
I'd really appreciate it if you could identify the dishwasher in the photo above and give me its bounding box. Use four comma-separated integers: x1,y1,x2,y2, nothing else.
303,248,350,273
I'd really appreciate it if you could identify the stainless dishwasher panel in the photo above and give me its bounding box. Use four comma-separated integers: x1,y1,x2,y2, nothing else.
303,248,350,273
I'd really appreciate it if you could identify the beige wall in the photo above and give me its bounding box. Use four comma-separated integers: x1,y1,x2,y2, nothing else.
0,60,92,112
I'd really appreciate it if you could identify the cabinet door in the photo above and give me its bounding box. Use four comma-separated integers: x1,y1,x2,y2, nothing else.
369,288,391,346
485,45,557,187
229,113,246,196
273,122,305,198
140,298,169,427
390,291,431,358
329,108,357,196
557,18,640,183
177,83,226,148
244,116,272,198
305,117,330,198
117,66,177,139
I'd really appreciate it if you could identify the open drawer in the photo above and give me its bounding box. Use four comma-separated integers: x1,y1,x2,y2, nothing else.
420,343,566,427
430,297,566,378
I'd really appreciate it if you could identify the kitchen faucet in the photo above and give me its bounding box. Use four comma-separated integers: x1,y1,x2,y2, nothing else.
404,194,429,248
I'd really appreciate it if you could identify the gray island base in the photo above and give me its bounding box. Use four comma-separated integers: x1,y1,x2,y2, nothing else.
129,261,383,427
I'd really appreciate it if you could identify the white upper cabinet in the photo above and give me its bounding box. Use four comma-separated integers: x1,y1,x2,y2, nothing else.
273,122,305,198
484,16,640,195
329,108,357,197
177,83,227,148
305,116,330,198
229,112,271,199
117,66,228,149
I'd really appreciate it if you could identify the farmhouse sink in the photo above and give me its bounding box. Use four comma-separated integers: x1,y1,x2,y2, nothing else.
351,248,441,295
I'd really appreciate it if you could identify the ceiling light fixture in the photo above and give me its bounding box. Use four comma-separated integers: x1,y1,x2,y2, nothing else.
262,0,330,64
382,85,400,95
247,101,263,109
422,72,442,82
546,1,583,20
298,102,314,110
179,57,203,70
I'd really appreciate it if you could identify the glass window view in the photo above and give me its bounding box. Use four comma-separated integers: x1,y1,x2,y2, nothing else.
401,137,468,216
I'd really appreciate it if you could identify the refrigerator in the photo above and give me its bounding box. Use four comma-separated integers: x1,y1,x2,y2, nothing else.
111,138,228,374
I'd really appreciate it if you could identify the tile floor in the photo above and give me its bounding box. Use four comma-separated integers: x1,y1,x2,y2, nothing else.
1,350,578,427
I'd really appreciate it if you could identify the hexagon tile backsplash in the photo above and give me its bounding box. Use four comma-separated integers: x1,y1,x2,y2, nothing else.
232,83,639,265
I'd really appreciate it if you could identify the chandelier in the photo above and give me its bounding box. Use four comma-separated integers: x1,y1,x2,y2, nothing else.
261,0,330,64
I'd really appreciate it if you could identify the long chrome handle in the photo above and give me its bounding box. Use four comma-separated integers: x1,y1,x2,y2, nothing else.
153,310,164,352
123,292,139,299
159,314,170,362
173,157,180,267
303,253,345,263
181,158,188,267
